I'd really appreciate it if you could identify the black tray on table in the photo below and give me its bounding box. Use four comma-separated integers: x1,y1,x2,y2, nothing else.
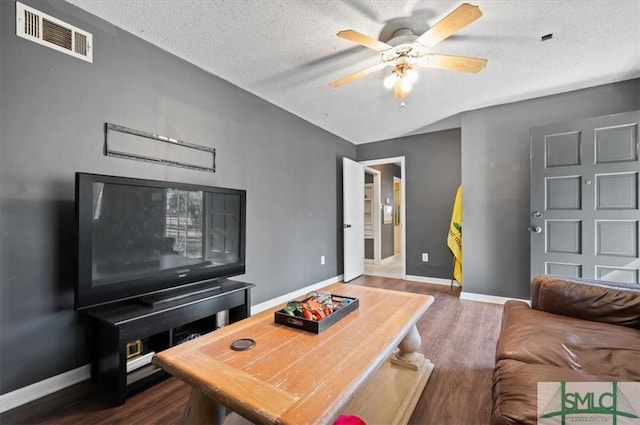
274,294,359,334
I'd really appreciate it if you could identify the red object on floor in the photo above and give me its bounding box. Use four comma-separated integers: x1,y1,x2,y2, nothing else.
334,414,367,425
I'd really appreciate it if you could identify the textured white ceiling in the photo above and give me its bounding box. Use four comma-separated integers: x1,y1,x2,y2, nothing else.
66,0,640,144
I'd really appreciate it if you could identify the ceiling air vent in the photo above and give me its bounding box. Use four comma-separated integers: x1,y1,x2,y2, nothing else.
16,2,92,63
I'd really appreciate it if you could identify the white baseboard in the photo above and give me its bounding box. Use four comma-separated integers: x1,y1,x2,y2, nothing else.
251,274,344,315
404,275,459,287
401,276,530,305
0,364,91,413
460,291,530,305
0,274,345,413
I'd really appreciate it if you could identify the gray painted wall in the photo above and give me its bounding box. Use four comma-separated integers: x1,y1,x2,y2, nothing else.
0,0,355,394
461,78,640,299
357,129,462,279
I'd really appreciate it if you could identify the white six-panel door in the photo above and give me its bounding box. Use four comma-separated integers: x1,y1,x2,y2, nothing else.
530,110,640,282
343,158,365,282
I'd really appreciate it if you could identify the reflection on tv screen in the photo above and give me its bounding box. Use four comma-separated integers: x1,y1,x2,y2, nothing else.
91,183,240,287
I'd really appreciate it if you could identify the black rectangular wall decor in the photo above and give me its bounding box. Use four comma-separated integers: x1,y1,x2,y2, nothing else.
105,123,216,173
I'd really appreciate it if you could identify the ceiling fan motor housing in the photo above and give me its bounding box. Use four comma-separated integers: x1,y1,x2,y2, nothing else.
388,28,418,45
382,29,429,66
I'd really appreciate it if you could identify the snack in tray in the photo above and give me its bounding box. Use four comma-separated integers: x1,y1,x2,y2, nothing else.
278,292,351,321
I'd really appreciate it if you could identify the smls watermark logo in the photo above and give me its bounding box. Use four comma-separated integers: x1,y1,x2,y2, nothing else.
538,382,640,424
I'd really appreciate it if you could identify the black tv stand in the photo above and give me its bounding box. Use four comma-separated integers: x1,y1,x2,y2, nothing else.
81,278,254,405
137,279,222,307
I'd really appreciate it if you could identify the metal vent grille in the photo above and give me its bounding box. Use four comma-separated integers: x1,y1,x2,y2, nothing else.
23,10,39,38
42,18,72,51
16,2,92,63
75,33,87,56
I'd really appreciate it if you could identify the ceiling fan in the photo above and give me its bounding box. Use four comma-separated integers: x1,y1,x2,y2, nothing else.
329,3,487,102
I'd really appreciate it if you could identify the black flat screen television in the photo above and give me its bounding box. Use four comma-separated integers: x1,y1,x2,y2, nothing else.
75,173,246,309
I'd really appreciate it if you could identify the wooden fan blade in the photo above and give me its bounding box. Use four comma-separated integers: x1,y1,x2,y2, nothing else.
421,54,487,73
337,30,393,52
415,3,482,48
329,62,387,88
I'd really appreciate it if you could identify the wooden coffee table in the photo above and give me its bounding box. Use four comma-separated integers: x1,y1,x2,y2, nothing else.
153,283,435,425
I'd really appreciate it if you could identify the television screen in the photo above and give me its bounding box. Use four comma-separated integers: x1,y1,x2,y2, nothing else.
75,173,246,309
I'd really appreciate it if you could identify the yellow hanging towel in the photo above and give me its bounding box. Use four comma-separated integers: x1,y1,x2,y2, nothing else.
447,186,462,284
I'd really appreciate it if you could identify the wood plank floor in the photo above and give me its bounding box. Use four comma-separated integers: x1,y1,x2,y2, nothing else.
0,275,503,425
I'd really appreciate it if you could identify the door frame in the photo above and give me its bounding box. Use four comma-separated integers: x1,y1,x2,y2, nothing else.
359,157,406,279
393,176,402,256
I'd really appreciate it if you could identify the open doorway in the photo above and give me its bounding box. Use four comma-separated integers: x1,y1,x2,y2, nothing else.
360,157,405,279
364,167,381,264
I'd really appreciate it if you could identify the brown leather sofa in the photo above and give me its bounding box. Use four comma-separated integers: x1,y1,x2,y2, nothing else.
491,275,640,425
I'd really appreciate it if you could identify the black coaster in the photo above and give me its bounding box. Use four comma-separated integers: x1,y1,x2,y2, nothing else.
230,338,256,351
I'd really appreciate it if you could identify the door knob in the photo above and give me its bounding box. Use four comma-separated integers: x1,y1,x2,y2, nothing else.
343,224,352,228
531,225,542,233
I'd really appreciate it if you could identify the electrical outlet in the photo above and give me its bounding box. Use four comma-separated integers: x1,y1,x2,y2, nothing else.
422,253,429,262
321,255,326,265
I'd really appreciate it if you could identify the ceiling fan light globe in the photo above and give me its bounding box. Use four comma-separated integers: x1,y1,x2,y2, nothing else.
383,73,397,89
401,79,413,93
406,68,418,83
